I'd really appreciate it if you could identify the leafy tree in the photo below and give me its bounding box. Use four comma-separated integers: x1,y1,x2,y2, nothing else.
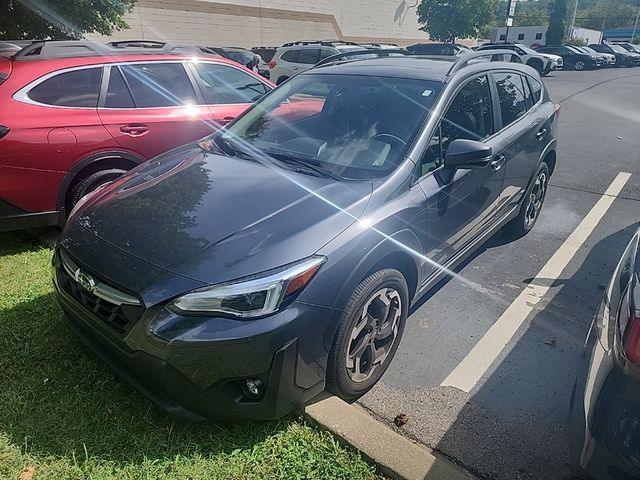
575,0,640,30
0,0,136,40
634,37,640,44
547,0,568,45
565,36,587,45
514,0,552,26
417,0,499,43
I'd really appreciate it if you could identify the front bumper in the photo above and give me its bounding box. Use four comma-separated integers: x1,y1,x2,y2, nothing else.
53,248,332,421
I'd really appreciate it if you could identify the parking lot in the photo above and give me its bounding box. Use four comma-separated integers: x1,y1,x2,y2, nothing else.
359,67,640,479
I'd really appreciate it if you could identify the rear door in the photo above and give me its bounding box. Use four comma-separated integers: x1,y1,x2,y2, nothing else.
491,70,548,210
189,62,271,126
417,74,507,277
98,61,215,160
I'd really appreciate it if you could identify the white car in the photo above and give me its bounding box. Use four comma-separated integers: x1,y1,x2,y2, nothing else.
269,40,363,85
476,43,556,75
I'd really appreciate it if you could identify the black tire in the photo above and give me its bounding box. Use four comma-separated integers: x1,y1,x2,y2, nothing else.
326,268,409,402
527,59,544,74
67,168,127,212
276,75,289,85
506,162,549,237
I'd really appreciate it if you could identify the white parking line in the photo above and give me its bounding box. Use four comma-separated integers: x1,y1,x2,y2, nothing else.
441,172,632,393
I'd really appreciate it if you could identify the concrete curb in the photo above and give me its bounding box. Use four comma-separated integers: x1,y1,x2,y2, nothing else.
303,394,475,480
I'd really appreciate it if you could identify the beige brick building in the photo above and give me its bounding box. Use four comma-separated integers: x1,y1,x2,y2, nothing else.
89,0,428,48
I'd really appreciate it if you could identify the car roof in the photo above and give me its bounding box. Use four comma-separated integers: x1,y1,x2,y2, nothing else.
306,55,530,82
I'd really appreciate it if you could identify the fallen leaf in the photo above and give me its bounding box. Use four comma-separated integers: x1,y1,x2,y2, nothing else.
18,466,34,480
393,413,409,427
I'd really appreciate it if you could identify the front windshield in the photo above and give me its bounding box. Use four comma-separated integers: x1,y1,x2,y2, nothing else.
220,73,441,179
227,50,254,64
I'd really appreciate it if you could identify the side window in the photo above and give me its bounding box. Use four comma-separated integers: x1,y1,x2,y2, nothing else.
28,67,102,107
120,63,197,107
528,76,543,104
194,63,270,104
105,67,135,108
320,49,335,59
499,34,507,41
494,71,527,128
297,49,320,64
518,34,525,41
281,50,298,62
535,33,543,40
421,75,494,175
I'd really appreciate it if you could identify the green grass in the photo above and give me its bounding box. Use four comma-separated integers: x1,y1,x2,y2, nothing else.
0,231,379,480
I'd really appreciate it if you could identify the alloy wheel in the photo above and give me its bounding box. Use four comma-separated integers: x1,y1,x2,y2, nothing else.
574,61,585,71
346,287,402,383
525,170,547,229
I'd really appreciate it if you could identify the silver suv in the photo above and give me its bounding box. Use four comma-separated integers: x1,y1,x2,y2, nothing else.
269,40,362,84
476,43,558,75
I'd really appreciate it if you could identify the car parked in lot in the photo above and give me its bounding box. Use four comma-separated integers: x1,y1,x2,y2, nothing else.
268,40,363,84
570,228,640,479
588,43,640,67
612,42,640,54
476,43,556,74
406,43,471,56
53,50,559,421
536,45,603,70
208,46,270,78
574,46,617,67
0,40,273,232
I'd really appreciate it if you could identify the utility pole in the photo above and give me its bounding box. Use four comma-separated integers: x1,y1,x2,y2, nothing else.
632,6,640,42
505,0,518,43
567,0,579,40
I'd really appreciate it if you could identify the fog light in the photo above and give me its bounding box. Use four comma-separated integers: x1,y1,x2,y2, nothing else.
242,378,264,399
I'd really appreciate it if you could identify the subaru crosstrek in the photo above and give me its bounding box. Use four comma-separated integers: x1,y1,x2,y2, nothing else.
54,51,559,420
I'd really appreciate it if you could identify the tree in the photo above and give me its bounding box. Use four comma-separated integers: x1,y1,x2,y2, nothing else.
0,0,136,40
514,0,552,26
417,0,499,43
575,0,640,30
547,0,568,45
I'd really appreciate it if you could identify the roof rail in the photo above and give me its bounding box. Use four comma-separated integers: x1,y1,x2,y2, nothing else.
281,39,360,47
108,40,220,56
314,48,411,68
446,49,522,75
13,40,116,60
108,40,166,48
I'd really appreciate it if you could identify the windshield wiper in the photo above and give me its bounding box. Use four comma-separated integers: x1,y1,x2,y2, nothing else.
263,150,343,181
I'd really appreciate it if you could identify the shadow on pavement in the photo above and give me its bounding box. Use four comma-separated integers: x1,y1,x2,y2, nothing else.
431,223,638,479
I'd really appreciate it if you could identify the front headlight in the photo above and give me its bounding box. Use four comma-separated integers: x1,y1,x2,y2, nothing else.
170,256,325,318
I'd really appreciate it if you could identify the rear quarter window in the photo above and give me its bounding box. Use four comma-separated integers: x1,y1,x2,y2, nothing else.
27,67,102,107
280,50,298,62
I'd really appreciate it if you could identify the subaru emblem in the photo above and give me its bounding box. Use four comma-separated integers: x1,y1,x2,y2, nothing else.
75,269,96,292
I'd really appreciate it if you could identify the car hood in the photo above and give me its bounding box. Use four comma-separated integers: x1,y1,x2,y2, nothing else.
539,53,561,62
74,145,372,284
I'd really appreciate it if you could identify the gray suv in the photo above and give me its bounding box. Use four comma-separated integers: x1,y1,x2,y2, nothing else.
54,51,559,420
269,40,362,84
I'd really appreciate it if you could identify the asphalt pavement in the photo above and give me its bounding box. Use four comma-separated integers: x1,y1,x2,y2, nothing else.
359,67,640,480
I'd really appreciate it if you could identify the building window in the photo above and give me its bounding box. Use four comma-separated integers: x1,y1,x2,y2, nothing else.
518,33,525,40
500,34,506,41
535,33,543,40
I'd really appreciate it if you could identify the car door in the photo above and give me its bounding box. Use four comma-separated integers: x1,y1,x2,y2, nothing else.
98,61,216,160
416,74,507,278
188,61,272,126
490,70,546,211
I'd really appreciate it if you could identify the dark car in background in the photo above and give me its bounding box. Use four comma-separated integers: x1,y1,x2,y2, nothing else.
406,42,471,56
589,43,640,67
575,46,617,67
613,42,640,54
53,50,559,421
570,228,640,479
209,46,270,78
536,45,602,70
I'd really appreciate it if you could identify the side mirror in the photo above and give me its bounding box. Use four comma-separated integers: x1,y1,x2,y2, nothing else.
444,139,492,170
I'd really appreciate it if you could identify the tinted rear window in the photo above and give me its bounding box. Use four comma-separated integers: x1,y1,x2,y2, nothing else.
105,67,135,108
494,72,528,127
28,67,102,107
297,49,319,64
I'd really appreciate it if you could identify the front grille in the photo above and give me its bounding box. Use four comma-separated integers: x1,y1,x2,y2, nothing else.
57,250,144,335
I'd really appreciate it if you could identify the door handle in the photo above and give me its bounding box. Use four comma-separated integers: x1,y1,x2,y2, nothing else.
120,124,149,136
490,155,506,171
219,116,235,125
536,128,547,140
